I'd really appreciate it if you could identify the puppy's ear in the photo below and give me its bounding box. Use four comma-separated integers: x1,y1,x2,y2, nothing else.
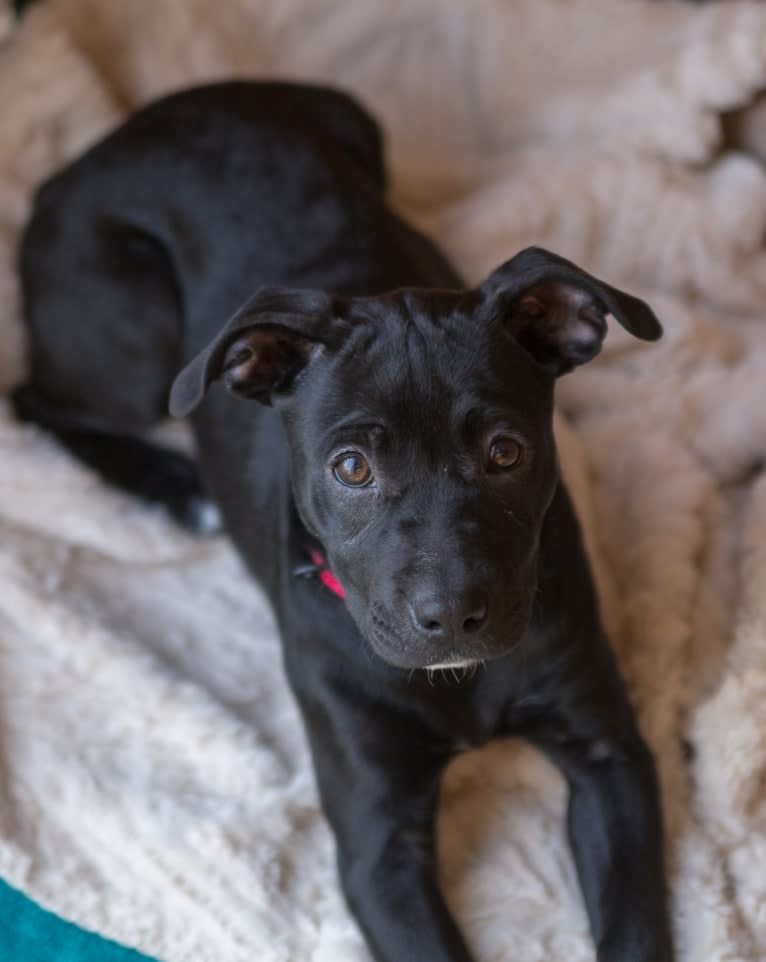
169,288,345,417
479,247,661,375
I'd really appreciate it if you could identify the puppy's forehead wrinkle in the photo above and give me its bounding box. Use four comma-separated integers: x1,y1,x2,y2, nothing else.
344,289,481,346
315,292,543,448
340,321,378,357
335,331,448,421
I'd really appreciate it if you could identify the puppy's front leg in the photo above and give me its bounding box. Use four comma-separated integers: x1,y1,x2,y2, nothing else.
527,695,673,962
300,692,473,962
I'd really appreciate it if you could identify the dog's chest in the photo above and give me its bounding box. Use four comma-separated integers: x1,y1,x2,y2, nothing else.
409,670,521,749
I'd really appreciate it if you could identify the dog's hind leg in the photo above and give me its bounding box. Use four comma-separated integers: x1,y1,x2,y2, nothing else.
17,198,221,534
12,385,221,535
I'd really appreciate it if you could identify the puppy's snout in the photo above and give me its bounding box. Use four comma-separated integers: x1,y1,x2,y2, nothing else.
408,586,489,640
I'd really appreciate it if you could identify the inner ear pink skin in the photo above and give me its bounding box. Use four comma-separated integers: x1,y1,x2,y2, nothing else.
222,328,316,396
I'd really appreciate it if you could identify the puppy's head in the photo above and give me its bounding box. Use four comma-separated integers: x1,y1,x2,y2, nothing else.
171,248,660,670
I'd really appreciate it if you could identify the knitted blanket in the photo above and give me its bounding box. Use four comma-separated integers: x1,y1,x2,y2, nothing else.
1,1,766,960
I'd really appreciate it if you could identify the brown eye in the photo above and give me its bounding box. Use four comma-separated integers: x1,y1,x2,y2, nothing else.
333,452,373,487
488,437,522,472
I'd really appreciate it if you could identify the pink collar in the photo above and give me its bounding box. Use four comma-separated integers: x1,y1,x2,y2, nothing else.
309,550,346,599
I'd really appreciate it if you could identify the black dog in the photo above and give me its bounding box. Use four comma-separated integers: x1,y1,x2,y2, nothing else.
14,82,673,962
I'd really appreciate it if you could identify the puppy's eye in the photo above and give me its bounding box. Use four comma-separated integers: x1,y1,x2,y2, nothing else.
333,452,373,487
488,437,522,472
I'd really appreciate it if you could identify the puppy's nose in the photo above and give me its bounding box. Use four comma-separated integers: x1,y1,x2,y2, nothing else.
409,588,489,638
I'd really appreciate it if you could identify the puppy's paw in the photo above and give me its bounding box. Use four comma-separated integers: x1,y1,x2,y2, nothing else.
141,448,223,537
172,494,223,536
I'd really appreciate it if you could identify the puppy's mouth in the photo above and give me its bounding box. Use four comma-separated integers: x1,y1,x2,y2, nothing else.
423,659,485,684
365,604,527,671
424,658,480,671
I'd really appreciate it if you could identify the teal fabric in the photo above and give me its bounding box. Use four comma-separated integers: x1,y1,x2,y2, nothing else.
0,879,160,962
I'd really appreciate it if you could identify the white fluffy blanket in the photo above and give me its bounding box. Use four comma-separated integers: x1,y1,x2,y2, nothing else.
2,1,766,960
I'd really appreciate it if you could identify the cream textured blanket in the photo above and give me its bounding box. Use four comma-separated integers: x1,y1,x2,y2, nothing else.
2,1,766,960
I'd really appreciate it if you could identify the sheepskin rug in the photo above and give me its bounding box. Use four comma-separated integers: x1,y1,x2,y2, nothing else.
2,1,766,960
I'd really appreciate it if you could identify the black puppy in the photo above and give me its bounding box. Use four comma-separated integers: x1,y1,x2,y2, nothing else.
15,82,673,962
